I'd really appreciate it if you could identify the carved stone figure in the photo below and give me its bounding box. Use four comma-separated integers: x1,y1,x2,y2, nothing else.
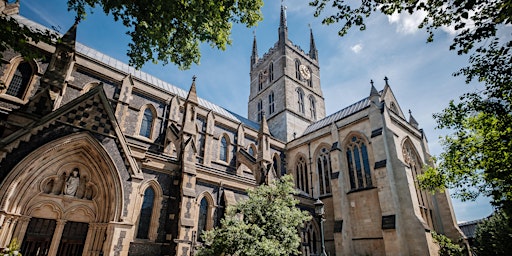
64,168,80,196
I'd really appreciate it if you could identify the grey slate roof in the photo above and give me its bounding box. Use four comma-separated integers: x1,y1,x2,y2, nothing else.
303,97,371,136
13,15,259,130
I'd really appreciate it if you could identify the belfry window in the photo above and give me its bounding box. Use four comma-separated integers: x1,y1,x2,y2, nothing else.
139,107,154,138
317,147,332,195
137,187,155,239
5,61,33,99
257,99,263,122
268,92,275,115
309,96,316,120
295,59,301,80
258,72,263,91
297,89,305,114
346,135,373,190
268,62,274,82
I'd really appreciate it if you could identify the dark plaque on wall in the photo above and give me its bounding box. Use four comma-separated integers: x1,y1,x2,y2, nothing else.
334,220,343,233
382,215,396,229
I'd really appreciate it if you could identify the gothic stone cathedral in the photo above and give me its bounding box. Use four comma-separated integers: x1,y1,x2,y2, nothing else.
0,2,464,256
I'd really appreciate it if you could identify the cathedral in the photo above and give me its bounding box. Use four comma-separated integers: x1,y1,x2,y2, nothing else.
0,2,464,256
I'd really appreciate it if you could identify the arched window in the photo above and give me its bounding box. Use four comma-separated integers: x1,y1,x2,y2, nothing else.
258,72,263,91
5,61,34,99
301,221,319,255
297,89,305,114
307,67,313,87
268,62,274,82
317,147,332,195
309,95,316,120
139,107,154,138
248,146,255,157
296,156,309,195
295,59,302,80
346,135,373,190
220,136,228,162
403,139,434,229
257,99,263,122
197,197,209,242
268,92,275,115
137,187,155,239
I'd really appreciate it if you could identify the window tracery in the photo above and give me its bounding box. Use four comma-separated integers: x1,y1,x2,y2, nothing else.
346,135,373,190
317,147,332,195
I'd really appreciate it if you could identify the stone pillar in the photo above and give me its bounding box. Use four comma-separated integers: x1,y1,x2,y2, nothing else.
12,216,30,244
0,215,16,247
48,219,67,256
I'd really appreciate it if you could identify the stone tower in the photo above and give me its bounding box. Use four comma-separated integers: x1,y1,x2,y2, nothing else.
248,5,326,142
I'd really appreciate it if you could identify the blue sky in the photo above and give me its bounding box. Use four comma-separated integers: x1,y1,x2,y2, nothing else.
19,0,493,222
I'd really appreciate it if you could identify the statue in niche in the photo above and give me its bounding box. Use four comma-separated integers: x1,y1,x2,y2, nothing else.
53,173,66,195
64,168,80,196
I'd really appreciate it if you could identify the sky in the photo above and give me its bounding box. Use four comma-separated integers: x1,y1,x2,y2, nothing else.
18,0,494,222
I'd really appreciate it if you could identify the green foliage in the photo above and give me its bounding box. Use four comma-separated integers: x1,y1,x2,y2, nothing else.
1,238,23,256
1,0,263,69
196,175,312,256
310,0,512,215
474,210,512,255
431,231,464,256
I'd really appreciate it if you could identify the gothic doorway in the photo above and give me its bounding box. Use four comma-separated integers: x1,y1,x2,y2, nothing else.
20,218,56,256
57,221,88,256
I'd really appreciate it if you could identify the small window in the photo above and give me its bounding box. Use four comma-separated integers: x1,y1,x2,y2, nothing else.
137,187,155,239
220,136,228,162
5,61,34,99
295,59,301,80
307,67,313,87
139,107,154,138
346,135,373,190
297,89,305,114
268,62,274,82
257,99,263,122
268,92,275,115
197,197,209,242
309,96,316,120
258,72,263,91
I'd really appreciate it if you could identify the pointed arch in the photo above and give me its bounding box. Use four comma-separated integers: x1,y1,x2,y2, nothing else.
257,99,263,122
248,143,257,158
295,59,301,80
272,153,282,177
314,144,332,195
296,88,305,114
0,132,125,223
268,62,274,82
0,56,38,102
138,104,157,139
219,134,230,162
309,95,317,120
81,82,101,94
196,192,215,242
135,180,163,241
294,154,310,195
268,91,275,115
402,137,434,229
344,132,374,190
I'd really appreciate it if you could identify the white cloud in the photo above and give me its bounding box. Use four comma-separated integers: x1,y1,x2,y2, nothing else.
350,43,363,53
388,10,427,34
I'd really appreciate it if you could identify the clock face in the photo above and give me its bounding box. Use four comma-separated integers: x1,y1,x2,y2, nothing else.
299,64,311,80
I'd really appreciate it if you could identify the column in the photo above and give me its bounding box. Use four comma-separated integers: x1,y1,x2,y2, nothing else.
47,219,66,256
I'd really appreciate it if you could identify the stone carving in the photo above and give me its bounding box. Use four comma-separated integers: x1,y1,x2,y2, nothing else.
65,168,80,196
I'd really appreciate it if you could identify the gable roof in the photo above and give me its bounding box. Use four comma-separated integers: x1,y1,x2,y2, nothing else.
302,97,371,136
13,15,254,131
0,85,144,180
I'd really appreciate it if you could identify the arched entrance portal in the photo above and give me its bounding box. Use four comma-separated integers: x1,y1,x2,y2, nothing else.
0,133,125,256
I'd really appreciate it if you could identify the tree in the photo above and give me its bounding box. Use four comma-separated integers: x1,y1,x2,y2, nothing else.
473,210,512,255
431,231,465,256
310,0,512,214
0,0,263,69
195,175,312,256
